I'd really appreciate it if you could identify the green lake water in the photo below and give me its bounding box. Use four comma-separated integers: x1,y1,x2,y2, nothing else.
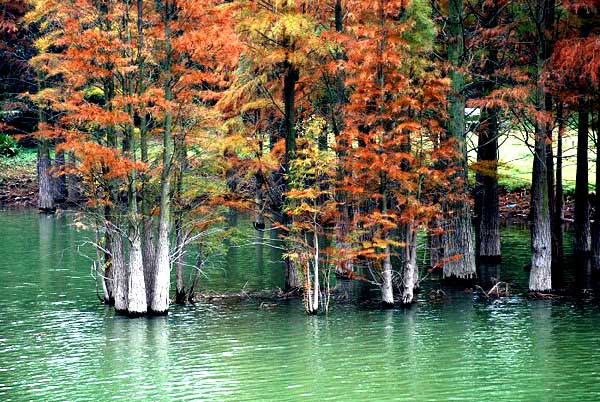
2,210,600,401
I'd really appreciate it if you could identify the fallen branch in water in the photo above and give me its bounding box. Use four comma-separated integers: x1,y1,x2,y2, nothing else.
475,282,510,299
528,291,561,300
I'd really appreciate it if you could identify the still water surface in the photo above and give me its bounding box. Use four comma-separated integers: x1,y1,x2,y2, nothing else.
1,210,600,401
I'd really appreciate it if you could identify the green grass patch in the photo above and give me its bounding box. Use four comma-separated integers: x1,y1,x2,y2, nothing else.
468,132,597,194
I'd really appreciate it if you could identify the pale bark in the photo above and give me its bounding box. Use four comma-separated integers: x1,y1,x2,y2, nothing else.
381,245,394,307
127,233,147,315
304,231,320,315
112,234,129,313
98,224,113,304
443,205,476,279
401,226,418,305
151,4,174,314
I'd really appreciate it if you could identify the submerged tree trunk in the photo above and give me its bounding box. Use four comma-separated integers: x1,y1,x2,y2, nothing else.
143,218,156,304
529,63,552,291
38,140,55,212
254,173,266,230
529,0,553,292
476,107,501,260
381,245,394,308
574,100,590,255
443,0,476,279
592,110,600,269
174,132,188,305
304,231,320,315
151,4,174,314
98,220,113,305
553,103,565,265
127,233,147,315
112,234,129,313
283,62,301,291
400,225,418,305
174,218,186,305
284,257,301,291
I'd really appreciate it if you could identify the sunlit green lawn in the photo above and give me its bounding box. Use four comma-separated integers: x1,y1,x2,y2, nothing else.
468,131,597,194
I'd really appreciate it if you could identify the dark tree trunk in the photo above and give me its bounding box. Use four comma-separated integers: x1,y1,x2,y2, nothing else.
335,0,343,32
37,140,55,212
529,0,553,291
66,152,81,204
429,222,442,271
174,220,186,305
53,149,67,204
173,131,188,305
574,100,591,255
443,0,476,279
592,110,600,269
476,107,501,260
282,62,301,291
553,103,565,265
474,2,501,261
530,117,552,291
545,95,556,262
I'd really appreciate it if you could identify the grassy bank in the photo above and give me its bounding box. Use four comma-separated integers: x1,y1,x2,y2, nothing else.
468,132,597,194
0,148,37,207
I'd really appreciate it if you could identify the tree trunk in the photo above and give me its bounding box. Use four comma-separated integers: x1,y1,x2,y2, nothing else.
143,218,156,304
400,225,418,305
53,149,67,204
66,152,81,204
112,234,129,313
151,4,174,314
381,245,394,308
174,218,186,305
528,0,553,291
174,132,188,305
304,231,320,315
545,95,556,253
574,100,590,255
37,140,55,212
127,233,147,315
254,173,266,230
553,103,564,265
98,221,113,304
476,107,501,259
284,257,301,291
429,218,442,271
592,110,600,269
529,55,552,291
443,0,476,279
283,62,300,291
